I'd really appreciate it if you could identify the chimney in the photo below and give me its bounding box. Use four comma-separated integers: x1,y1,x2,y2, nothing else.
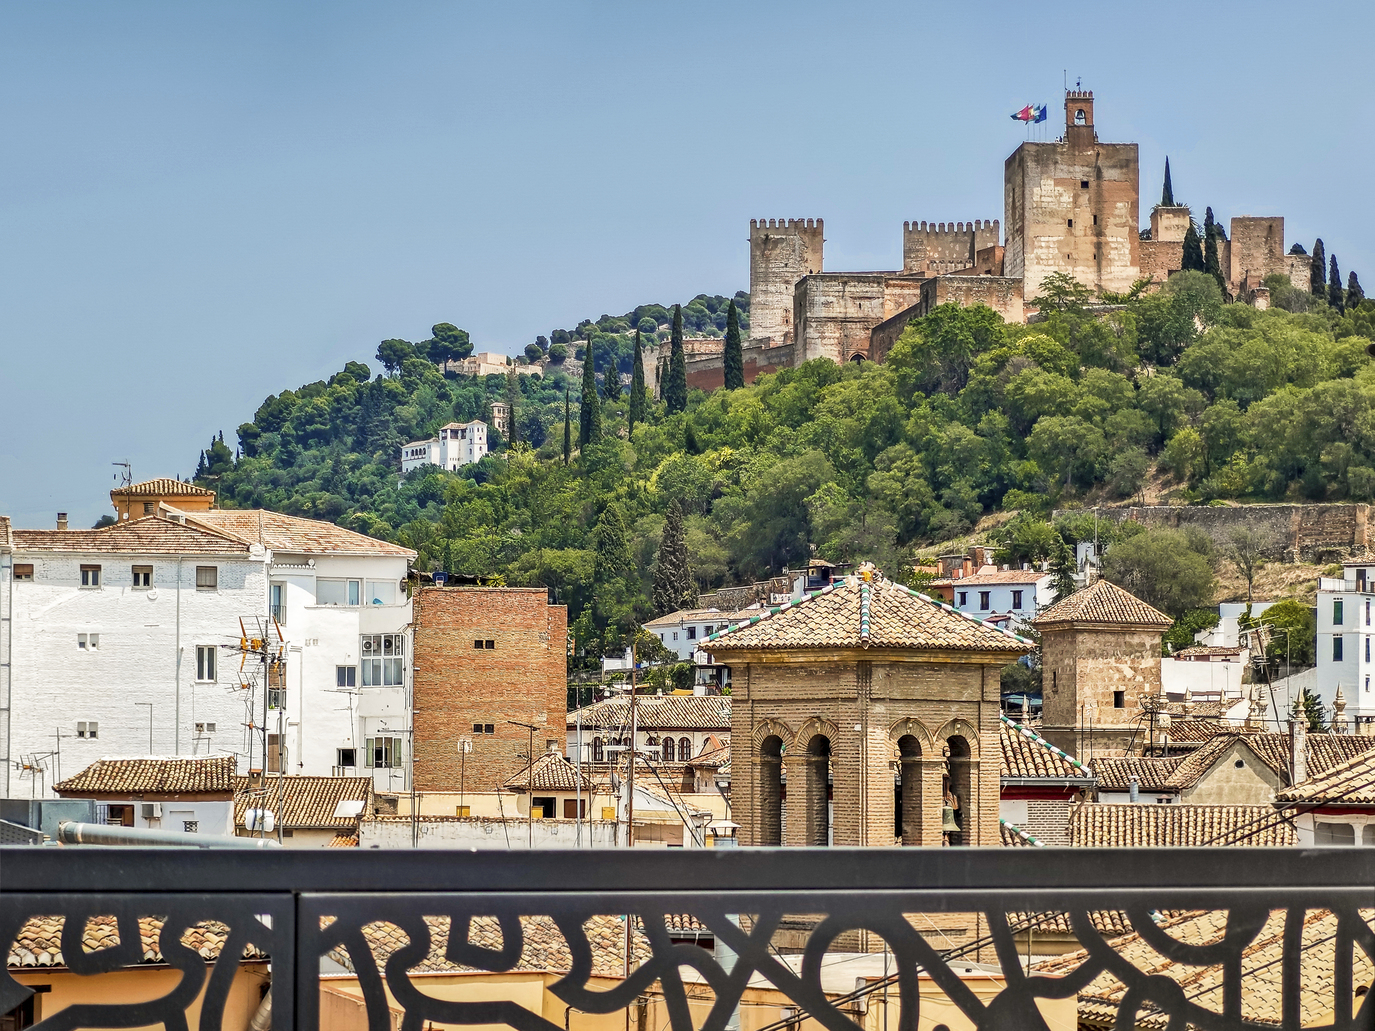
56,512,68,531
1288,708,1308,785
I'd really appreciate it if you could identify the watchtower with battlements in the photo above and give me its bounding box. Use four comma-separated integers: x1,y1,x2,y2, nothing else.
749,218,823,349
903,220,1001,276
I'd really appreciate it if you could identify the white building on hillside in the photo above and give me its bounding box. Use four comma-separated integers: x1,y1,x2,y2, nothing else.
1316,560,1375,726
400,421,489,474
2,482,417,797
927,567,1057,633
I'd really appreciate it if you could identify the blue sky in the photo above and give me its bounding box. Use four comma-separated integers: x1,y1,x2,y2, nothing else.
3,1,1371,528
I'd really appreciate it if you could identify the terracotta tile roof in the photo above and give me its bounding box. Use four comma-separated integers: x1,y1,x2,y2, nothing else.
328,832,360,848
1092,756,1184,793
643,607,756,629
9,915,265,969
640,913,711,934
1275,742,1375,805
1165,716,1225,743
1009,909,1137,937
115,478,216,498
687,741,731,770
54,755,237,796
568,696,733,731
704,575,1032,653
1173,645,1244,658
1000,716,1094,779
340,915,650,977
1164,699,1229,717
234,775,374,830
1233,732,1372,785
504,751,595,792
1036,908,1375,1029
13,516,251,556
1067,803,1295,847
928,569,1052,586
999,819,1043,847
1032,579,1173,630
188,509,416,558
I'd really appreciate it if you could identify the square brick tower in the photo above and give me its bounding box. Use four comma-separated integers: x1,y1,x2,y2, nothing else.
412,586,567,792
1004,89,1141,298
708,567,1030,848
1033,579,1173,762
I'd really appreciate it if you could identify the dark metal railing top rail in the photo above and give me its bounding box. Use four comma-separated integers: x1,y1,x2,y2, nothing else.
3,848,1373,1031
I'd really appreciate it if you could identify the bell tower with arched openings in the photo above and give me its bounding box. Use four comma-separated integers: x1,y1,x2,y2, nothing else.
706,566,1030,848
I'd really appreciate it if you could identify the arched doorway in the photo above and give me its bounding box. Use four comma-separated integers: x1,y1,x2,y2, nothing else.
805,734,832,846
896,734,923,846
945,735,971,847
759,735,783,846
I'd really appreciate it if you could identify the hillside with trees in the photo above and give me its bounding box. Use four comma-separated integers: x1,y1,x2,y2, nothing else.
197,272,1375,661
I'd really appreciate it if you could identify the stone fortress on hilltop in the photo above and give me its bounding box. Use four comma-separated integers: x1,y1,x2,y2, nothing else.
661,89,1315,392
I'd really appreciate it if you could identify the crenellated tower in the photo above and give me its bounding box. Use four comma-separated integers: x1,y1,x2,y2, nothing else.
902,219,1001,275
749,218,823,348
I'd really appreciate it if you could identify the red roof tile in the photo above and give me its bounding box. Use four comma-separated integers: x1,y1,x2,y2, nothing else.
54,755,237,796
1033,579,1173,630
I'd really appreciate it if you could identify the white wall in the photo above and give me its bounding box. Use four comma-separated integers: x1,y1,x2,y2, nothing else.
360,817,620,849
1160,657,1246,699
1316,578,1374,720
949,575,1054,631
9,550,267,795
101,797,233,836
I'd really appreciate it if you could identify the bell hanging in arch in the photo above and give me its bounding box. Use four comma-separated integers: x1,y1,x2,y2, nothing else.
941,805,960,833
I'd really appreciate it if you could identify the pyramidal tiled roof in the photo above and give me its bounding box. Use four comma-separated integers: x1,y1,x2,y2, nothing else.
999,716,1094,779
114,478,216,497
1032,578,1173,630
504,751,594,792
704,574,1032,653
54,755,237,796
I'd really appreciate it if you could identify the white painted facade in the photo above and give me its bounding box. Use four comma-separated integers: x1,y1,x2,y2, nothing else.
1160,653,1248,699
399,420,489,474
97,793,234,836
941,570,1057,633
1292,810,1375,847
1316,562,1375,722
6,511,416,796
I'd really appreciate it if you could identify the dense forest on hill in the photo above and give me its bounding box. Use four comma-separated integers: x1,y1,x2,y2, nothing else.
196,272,1375,658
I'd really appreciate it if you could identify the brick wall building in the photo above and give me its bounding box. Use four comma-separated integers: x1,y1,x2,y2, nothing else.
412,587,567,792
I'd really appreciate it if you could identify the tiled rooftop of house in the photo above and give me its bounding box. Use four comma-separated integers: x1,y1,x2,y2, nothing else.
1033,579,1174,630
188,509,416,558
113,478,216,498
8,915,265,969
233,775,374,830
999,819,1042,847
1000,716,1094,779
928,568,1052,586
1275,742,1375,805
1067,803,1295,847
53,755,237,796
504,751,595,792
1092,755,1184,793
705,572,1032,653
1036,908,1374,1028
567,696,733,731
687,741,731,770
642,607,756,629
1094,731,1373,793
13,516,252,556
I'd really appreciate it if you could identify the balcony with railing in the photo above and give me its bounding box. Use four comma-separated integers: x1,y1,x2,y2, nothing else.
2,847,1371,1031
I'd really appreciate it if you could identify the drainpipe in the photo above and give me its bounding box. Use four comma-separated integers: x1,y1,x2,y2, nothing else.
58,821,282,849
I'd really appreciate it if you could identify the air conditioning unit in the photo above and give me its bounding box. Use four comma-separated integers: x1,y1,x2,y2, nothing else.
141,803,162,820
362,638,377,655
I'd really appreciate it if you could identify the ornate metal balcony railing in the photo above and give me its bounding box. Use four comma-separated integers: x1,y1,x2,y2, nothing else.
2,847,1372,1031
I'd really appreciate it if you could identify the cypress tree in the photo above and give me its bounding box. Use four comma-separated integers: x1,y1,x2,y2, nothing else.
651,500,696,616
664,304,688,413
563,389,571,466
1203,207,1224,289
602,356,622,402
1329,254,1344,314
1310,239,1326,296
628,330,647,437
593,503,632,586
579,338,601,447
1348,271,1366,309
723,300,744,389
1161,157,1175,206
1182,223,1204,272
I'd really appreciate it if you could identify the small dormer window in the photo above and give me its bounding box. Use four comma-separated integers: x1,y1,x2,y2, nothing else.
1075,109,1086,125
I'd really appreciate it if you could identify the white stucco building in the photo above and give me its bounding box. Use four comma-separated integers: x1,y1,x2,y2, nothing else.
1316,560,1375,724
928,567,1057,633
400,420,489,474
2,484,417,797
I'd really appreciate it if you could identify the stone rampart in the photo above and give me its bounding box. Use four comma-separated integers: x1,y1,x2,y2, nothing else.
903,220,1000,275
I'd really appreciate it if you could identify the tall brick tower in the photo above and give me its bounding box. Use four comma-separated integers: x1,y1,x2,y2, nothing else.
708,567,1029,848
749,218,823,350
1004,89,1140,298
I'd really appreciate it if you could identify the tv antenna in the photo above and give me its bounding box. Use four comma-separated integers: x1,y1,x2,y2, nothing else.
113,462,132,488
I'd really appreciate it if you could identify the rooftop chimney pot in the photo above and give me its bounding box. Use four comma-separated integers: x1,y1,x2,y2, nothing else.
57,512,68,531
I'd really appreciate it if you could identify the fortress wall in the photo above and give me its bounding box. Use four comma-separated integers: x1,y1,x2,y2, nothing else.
902,220,1000,275
1228,217,1287,291
749,219,823,348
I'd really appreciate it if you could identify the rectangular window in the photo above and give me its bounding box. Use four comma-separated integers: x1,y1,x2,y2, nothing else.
336,665,357,688
704,625,713,635
1113,690,1126,709
77,721,98,739
1334,599,1344,625
13,563,33,581
270,582,286,623
672,632,679,641
687,626,697,640
337,747,357,768
143,502,156,515
1367,599,1371,625
364,580,396,606
979,591,991,611
267,687,286,710
365,736,402,768
183,820,198,833
472,722,496,734
1011,590,1023,609
196,645,216,682
266,734,285,773
195,566,218,590
1080,180,1089,188
361,634,405,686
1367,637,1371,663
80,565,101,587
958,591,967,606
1333,635,1344,662
316,579,360,606
194,722,217,734
131,565,152,588
1066,219,1073,227
563,799,587,819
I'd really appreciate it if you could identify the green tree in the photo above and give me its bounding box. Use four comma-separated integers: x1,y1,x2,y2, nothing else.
1347,272,1365,308
1203,207,1225,291
1329,254,1344,314
1299,689,1326,731
563,389,571,466
602,360,622,402
593,503,632,586
723,300,745,389
376,338,415,375
1182,223,1205,272
1163,609,1220,653
652,500,695,615
1254,598,1315,668
427,323,473,365
628,330,647,436
548,342,569,364
664,305,688,413
1310,239,1326,296
1101,527,1215,618
524,341,544,363
1161,157,1175,206
579,339,601,447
